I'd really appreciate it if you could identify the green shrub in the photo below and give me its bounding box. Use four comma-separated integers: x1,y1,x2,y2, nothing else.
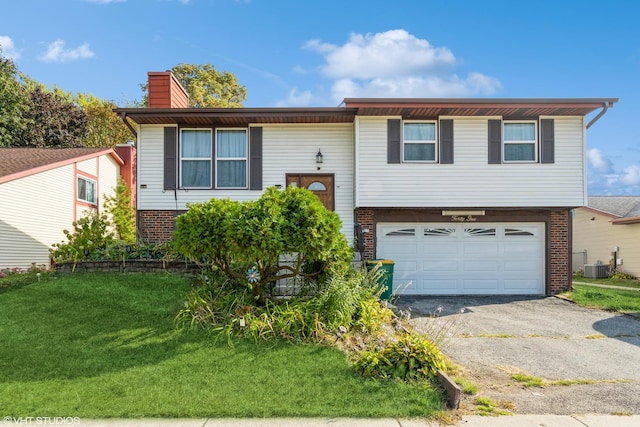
353,332,447,381
103,177,136,244
172,186,352,305
50,213,115,264
610,270,636,280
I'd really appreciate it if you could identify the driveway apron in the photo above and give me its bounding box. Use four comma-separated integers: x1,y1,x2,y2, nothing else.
395,296,640,415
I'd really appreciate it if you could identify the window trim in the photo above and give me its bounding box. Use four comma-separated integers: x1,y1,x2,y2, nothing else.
503,120,538,163
179,128,213,189
77,175,97,205
215,128,248,189
402,120,438,163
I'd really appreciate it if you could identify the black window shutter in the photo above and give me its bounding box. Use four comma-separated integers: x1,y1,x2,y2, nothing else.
249,127,263,190
540,119,555,164
440,119,454,164
163,127,177,190
488,120,502,164
387,119,401,164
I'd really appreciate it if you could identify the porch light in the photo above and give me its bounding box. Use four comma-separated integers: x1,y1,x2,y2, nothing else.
316,149,323,164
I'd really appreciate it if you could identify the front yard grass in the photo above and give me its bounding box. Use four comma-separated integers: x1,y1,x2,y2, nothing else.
567,282,640,314
572,275,640,289
0,272,442,418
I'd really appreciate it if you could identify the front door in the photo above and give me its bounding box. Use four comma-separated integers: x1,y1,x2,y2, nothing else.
286,174,335,211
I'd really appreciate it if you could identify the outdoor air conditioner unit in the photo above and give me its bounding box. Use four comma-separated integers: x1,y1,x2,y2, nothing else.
584,264,608,279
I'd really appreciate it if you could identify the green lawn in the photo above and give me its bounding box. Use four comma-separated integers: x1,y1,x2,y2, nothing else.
572,275,640,289
0,273,442,418
567,278,640,313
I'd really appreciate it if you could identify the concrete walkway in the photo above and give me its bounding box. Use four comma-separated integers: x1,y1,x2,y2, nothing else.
18,415,638,426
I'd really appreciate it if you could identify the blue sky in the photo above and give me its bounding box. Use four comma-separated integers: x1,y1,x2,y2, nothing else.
1,0,639,195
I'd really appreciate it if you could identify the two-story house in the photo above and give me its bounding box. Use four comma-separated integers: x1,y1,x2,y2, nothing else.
114,71,616,296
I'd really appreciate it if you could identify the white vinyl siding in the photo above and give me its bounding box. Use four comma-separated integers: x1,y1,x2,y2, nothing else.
137,123,355,244
356,116,585,208
0,154,120,269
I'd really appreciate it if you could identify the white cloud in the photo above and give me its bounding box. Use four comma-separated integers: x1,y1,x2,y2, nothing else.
0,35,20,59
621,165,640,185
587,148,613,174
303,29,501,103
276,88,314,107
39,39,95,63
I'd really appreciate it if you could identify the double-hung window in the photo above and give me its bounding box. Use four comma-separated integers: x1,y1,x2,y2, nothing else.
77,176,96,204
504,121,537,162
403,121,437,162
181,129,212,188
216,129,247,188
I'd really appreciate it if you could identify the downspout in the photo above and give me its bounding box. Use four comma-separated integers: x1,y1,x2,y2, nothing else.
586,102,613,129
120,112,138,138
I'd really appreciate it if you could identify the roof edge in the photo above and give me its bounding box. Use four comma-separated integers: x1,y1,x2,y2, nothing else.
0,148,123,185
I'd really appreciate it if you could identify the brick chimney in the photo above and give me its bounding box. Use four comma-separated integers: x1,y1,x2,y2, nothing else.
147,71,189,108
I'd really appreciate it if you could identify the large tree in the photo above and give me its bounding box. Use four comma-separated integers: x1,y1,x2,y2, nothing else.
0,51,29,146
141,63,247,108
20,86,87,148
75,93,134,147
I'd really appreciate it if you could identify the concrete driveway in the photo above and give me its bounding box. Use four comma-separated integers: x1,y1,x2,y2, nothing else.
395,295,640,415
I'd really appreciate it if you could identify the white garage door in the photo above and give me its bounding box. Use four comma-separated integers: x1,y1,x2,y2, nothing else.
377,222,545,295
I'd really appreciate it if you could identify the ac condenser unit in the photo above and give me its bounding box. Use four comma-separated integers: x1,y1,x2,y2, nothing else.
584,264,608,279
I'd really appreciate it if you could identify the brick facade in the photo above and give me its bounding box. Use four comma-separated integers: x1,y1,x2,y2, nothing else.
354,208,374,260
138,210,185,244
549,210,572,293
354,207,573,295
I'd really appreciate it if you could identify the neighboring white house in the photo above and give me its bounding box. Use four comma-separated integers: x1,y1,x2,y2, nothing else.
0,147,135,269
573,196,640,277
114,71,617,296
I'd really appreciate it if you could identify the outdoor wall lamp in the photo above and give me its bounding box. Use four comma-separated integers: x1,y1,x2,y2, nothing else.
316,149,323,164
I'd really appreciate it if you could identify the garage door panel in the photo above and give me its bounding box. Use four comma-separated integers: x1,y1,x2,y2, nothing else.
423,260,458,272
503,260,540,272
463,260,500,272
462,279,499,290
377,222,545,296
380,243,418,255
503,279,539,290
422,243,458,255
463,243,499,256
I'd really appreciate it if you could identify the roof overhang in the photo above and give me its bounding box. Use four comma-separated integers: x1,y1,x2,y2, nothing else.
114,98,618,126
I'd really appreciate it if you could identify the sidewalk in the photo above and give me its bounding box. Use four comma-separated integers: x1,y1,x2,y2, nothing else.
27,415,638,426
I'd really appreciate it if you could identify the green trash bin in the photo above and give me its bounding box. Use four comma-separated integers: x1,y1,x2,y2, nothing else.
366,259,395,301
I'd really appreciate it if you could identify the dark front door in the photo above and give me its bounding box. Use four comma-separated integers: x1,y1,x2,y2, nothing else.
286,174,335,211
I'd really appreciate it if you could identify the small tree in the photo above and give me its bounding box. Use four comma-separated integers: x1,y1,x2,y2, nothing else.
172,186,352,304
104,177,136,244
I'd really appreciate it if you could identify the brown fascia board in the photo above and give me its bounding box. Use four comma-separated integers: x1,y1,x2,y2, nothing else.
114,107,357,119
342,97,619,107
611,216,640,225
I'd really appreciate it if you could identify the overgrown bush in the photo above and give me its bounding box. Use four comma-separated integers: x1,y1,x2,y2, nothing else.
352,332,447,381
172,186,352,304
610,270,636,280
50,213,116,263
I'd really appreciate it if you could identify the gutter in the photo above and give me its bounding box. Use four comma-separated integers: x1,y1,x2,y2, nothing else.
586,101,615,129
120,112,138,138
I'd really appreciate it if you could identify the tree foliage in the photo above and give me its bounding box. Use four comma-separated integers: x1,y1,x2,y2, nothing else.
104,177,136,244
75,93,134,147
0,51,29,146
172,186,352,304
141,63,247,108
20,87,88,147
0,50,134,148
